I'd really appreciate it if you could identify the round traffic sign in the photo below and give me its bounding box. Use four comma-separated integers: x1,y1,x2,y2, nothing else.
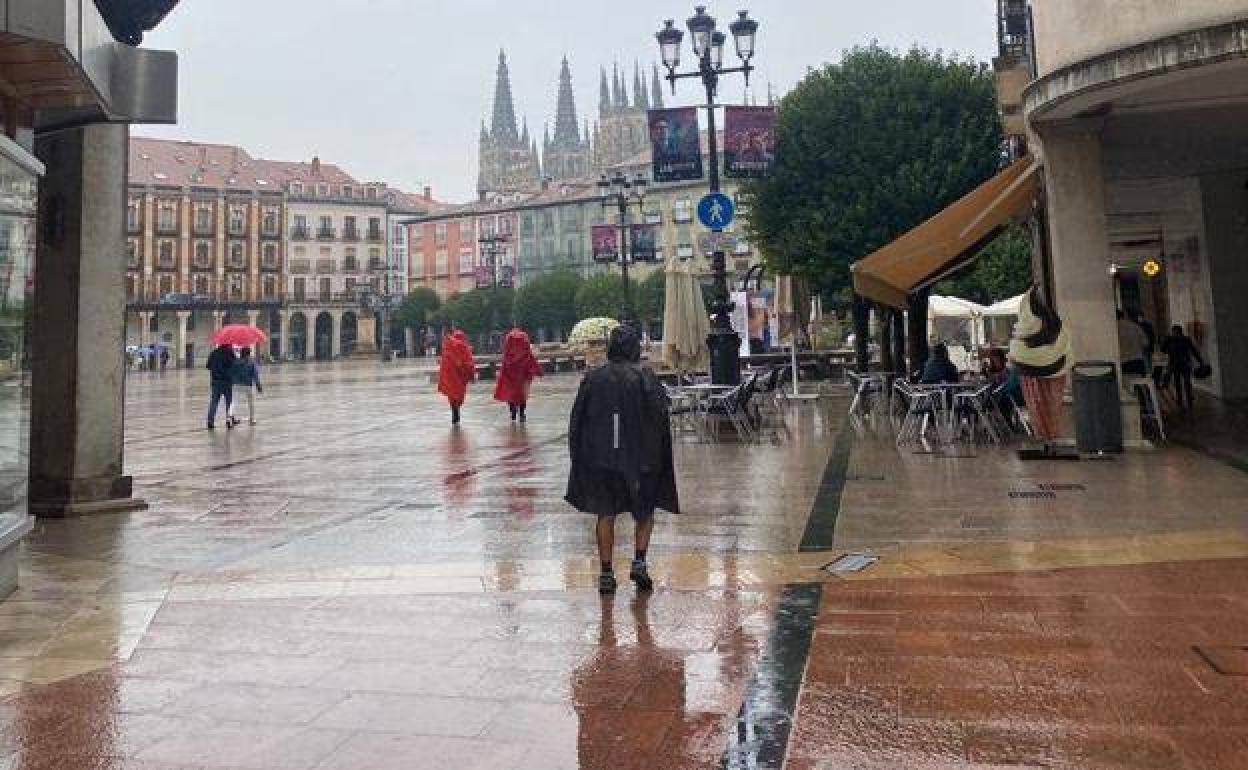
697,193,736,230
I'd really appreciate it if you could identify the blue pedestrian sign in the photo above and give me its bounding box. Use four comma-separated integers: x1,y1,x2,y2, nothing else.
697,193,736,231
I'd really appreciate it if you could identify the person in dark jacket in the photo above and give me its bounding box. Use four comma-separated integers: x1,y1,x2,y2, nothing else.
205,343,236,430
1161,324,1205,413
565,326,679,595
919,343,960,384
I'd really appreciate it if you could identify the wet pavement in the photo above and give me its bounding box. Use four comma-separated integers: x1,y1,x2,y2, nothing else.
2,360,1248,768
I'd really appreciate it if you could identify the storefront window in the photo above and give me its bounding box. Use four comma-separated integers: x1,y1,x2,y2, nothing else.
0,140,41,520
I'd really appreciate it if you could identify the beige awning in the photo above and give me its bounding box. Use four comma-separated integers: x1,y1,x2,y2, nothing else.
851,157,1041,309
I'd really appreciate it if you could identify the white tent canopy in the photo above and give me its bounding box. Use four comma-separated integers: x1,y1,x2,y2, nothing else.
928,295,986,320
983,293,1026,317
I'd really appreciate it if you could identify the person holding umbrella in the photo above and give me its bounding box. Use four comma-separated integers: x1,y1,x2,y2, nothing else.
494,327,542,423
205,342,236,430
227,347,263,426
438,329,476,425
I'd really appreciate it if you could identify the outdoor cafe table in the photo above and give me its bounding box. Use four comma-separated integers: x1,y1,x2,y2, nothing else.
909,380,986,445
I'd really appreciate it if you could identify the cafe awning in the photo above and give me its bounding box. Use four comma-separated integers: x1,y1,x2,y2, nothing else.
851,157,1041,309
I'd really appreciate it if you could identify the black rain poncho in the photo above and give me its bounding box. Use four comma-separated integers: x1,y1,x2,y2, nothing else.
564,327,680,517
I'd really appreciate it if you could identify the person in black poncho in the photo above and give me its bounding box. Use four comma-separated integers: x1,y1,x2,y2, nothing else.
566,326,680,596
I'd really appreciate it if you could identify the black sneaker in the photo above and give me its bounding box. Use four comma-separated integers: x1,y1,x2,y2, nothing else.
598,573,617,595
629,561,654,592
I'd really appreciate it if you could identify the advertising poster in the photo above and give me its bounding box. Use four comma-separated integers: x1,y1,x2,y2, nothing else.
648,107,704,183
723,106,776,179
629,224,659,262
591,225,619,263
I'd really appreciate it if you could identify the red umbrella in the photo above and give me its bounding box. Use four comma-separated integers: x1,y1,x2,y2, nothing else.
212,324,268,347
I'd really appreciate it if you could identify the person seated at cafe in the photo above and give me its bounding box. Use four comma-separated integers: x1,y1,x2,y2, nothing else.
983,348,1009,386
920,343,961,384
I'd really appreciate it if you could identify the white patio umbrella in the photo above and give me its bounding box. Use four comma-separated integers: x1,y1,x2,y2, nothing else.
661,254,710,373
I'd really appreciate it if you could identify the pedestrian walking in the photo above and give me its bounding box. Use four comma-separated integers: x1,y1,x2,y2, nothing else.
227,346,263,426
565,325,679,595
494,327,542,423
438,329,476,425
205,343,236,430
1161,324,1205,413
159,348,169,372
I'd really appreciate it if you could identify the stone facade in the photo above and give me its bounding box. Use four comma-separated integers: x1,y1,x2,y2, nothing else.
477,51,542,199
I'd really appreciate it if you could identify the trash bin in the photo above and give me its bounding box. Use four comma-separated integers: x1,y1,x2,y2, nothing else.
1072,361,1123,454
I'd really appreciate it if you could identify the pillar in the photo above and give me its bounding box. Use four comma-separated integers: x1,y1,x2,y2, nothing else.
279,309,291,361
1038,123,1135,440
907,289,930,373
879,304,894,373
330,310,342,358
137,311,152,347
246,310,259,328
28,123,147,517
851,294,870,373
892,310,907,377
176,311,190,368
212,310,225,332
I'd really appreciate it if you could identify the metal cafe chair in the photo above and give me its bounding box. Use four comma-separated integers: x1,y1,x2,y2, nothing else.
894,380,942,448
704,373,760,443
953,384,1004,445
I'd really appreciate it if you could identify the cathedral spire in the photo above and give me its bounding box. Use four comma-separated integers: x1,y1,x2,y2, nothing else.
553,56,581,145
633,62,648,109
520,116,530,147
491,49,519,144
599,68,611,116
612,63,627,109
651,63,665,109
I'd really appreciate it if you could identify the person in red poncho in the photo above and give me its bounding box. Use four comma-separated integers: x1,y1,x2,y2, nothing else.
437,329,477,425
494,327,542,423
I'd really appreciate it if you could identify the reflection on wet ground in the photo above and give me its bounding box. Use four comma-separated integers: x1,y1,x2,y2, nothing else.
2,360,1248,768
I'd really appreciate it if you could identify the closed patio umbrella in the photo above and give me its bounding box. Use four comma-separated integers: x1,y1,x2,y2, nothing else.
662,254,710,374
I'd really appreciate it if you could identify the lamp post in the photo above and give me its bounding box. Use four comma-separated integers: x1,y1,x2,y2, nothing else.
597,170,648,325
477,233,513,351
656,6,758,385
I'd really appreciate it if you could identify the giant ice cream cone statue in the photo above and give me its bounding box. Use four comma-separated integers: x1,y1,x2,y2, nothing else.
1008,287,1072,442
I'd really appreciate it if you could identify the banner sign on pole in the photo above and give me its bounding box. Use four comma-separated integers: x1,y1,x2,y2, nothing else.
629,224,659,262
698,232,738,255
591,225,619,263
648,107,704,183
723,106,776,179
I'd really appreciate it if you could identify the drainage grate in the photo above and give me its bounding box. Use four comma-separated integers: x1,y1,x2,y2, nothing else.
1008,490,1057,500
822,552,879,574
468,511,511,519
1036,483,1087,492
1194,646,1248,676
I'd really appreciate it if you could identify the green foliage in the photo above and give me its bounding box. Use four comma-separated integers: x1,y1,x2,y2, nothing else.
436,287,514,343
513,271,584,337
392,287,441,330
935,225,1033,305
636,270,667,325
741,44,1003,299
575,273,627,320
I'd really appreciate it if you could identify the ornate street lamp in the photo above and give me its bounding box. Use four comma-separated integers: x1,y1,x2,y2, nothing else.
94,0,182,45
477,234,513,351
597,171,649,325
655,7,760,385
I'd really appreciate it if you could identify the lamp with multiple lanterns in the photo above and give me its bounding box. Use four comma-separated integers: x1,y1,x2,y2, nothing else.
655,6,759,385
596,170,650,324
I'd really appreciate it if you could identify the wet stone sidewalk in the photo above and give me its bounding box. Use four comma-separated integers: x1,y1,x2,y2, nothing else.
3,360,1248,768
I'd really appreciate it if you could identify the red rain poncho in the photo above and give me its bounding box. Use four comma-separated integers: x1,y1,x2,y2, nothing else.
437,331,476,406
493,328,542,405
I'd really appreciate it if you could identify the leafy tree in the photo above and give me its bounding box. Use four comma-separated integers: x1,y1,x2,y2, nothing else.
636,269,667,326
436,287,514,347
392,287,441,331
741,44,1003,300
513,270,584,338
936,224,1033,305
575,273,628,320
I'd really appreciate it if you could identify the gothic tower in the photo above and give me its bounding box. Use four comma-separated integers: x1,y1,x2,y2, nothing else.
594,60,653,170
478,50,542,198
542,57,593,182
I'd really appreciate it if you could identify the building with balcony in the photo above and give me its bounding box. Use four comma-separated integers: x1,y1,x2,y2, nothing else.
125,138,285,365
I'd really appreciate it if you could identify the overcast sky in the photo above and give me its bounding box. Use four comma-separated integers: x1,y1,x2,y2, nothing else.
140,0,999,202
